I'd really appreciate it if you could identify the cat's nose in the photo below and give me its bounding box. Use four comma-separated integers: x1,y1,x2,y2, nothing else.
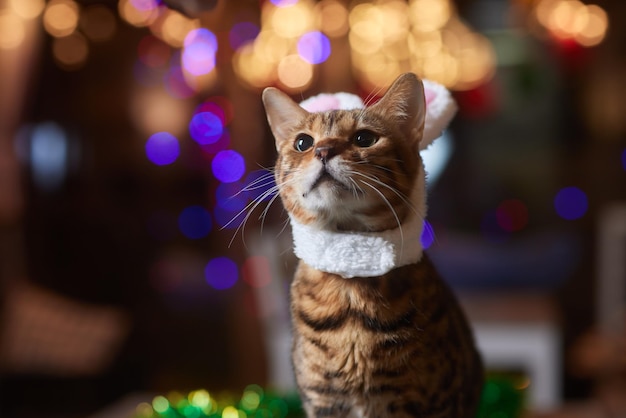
314,146,334,163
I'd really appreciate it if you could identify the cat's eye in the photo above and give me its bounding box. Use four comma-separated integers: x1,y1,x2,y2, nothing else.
353,130,378,148
294,134,314,152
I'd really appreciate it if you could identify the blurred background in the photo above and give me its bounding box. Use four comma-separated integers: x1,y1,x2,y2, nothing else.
0,0,625,417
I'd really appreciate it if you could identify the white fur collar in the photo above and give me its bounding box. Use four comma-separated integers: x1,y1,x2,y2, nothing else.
289,184,425,278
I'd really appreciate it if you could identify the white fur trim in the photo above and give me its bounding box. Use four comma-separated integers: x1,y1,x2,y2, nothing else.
289,184,425,278
421,79,458,149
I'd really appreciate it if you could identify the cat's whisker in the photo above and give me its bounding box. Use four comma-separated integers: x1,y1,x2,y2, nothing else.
359,179,404,251
350,170,421,220
225,178,288,248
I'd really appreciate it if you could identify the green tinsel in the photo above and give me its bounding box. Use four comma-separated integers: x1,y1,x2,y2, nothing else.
134,375,526,418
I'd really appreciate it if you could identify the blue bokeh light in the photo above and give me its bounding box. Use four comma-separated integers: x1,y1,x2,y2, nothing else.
189,111,223,145
621,148,626,170
145,132,180,165
420,220,435,250
205,257,238,290
297,31,331,64
243,169,277,202
182,28,218,76
178,205,213,239
211,150,245,183
213,205,246,230
216,182,249,212
229,22,260,50
554,186,588,220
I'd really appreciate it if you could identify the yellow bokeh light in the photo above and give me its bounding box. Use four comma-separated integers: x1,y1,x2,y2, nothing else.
80,5,117,42
233,43,276,89
379,1,410,42
267,1,315,38
9,0,46,19
316,0,349,37
118,0,159,27
454,35,496,90
277,54,313,90
575,4,608,46
159,10,200,47
189,390,211,409
409,0,452,33
253,30,291,64
43,0,80,38
52,32,89,69
548,0,585,37
0,10,26,50
349,21,384,54
409,30,443,58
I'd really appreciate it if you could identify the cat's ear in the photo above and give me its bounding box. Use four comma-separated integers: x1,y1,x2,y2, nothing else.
370,73,427,150
262,87,309,150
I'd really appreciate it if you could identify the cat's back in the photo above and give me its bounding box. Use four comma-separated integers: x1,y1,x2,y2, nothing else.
290,255,483,417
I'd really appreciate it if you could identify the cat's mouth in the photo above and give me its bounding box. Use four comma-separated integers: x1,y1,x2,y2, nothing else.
309,167,353,193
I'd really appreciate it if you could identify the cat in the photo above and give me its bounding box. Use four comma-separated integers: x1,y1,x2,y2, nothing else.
261,73,483,418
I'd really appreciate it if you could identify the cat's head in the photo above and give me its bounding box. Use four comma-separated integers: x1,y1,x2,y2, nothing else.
262,73,429,233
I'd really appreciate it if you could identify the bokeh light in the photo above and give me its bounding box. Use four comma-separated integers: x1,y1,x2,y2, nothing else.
242,256,273,288
9,0,46,20
211,150,245,183
213,205,246,230
52,32,89,69
621,148,626,170
205,257,238,290
130,0,159,12
316,0,349,38
118,0,159,27
421,220,435,249
43,0,79,38
229,21,260,50
200,128,231,156
277,54,314,89
495,199,529,232
216,182,249,212
189,111,223,145
297,31,331,64
178,205,212,239
0,10,26,50
243,170,277,203
182,28,217,76
80,4,117,42
270,0,299,7
554,186,588,220
145,132,180,165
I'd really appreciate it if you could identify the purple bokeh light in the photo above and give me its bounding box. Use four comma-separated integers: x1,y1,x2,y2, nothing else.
130,0,159,11
182,28,217,76
229,22,260,50
554,186,588,220
420,220,435,250
211,150,245,183
145,132,180,165
178,205,212,239
297,31,331,64
213,205,246,230
164,63,195,99
205,256,238,290
621,148,626,170
270,0,298,6
189,111,223,145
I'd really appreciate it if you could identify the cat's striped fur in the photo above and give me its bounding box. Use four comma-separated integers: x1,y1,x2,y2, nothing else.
262,73,483,417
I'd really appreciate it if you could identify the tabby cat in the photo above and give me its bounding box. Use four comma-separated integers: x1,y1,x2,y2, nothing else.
262,73,483,418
